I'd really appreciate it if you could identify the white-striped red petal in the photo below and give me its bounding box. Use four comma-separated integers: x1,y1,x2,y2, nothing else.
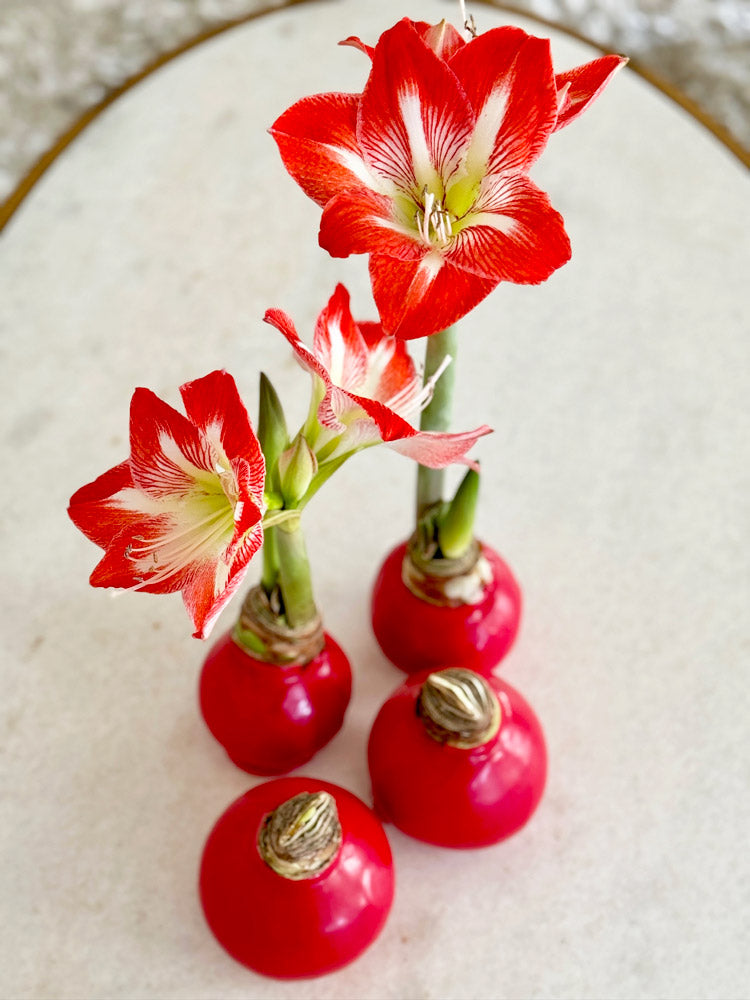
319,188,422,261
450,31,558,176
358,19,473,193
270,93,377,208
447,174,571,283
369,254,497,341
554,55,628,130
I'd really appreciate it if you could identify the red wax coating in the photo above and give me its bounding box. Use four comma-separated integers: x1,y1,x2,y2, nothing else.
368,669,547,848
371,540,521,675
199,632,351,775
199,777,395,979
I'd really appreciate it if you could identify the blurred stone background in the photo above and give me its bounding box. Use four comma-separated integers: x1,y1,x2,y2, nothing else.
1,0,749,201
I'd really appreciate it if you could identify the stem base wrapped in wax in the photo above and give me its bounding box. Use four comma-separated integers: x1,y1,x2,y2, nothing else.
371,539,521,676
199,588,351,776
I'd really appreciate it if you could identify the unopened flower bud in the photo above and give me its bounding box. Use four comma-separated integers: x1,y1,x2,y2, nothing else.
278,434,318,507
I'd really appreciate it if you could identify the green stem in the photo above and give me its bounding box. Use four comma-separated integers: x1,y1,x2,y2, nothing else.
416,325,458,518
276,520,317,628
261,525,279,595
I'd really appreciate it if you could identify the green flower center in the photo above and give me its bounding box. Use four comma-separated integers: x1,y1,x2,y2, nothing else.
396,174,483,249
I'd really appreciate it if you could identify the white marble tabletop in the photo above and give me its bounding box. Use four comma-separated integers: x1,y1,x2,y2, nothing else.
1,1,749,997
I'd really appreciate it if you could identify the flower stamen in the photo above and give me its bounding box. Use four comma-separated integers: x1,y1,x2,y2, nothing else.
415,187,454,248
126,504,231,559
458,0,477,37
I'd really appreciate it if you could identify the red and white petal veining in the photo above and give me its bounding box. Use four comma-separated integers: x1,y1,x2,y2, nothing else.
271,291,422,437
266,304,372,438
264,307,343,432
83,497,222,597
358,18,474,194
116,484,248,598
184,515,263,640
312,288,427,420
343,391,420,444
69,371,266,638
70,461,199,595
86,533,167,591
356,321,420,409
448,173,571,284
129,388,212,498
369,254,497,340
68,461,139,551
228,459,266,551
451,31,557,178
319,189,422,262
226,513,264,572
327,384,373,433
553,55,627,130
180,370,265,504
119,513,221,594
333,387,491,470
344,388,491,468
390,425,492,469
357,332,424,418
270,93,382,207
312,284,369,390
182,561,234,641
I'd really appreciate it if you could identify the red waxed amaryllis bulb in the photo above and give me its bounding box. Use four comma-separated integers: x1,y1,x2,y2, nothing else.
368,666,546,848
200,777,395,979
371,537,521,676
199,587,351,776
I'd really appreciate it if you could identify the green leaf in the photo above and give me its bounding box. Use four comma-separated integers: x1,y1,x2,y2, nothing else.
438,467,479,558
258,372,289,491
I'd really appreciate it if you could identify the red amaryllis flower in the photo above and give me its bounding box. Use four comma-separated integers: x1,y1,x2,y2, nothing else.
272,18,625,340
68,370,266,639
264,284,491,468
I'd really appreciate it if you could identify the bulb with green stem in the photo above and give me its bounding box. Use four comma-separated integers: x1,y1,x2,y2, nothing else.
371,324,522,676
198,371,352,776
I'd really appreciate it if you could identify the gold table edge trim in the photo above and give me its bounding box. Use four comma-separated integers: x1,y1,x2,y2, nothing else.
1,0,747,234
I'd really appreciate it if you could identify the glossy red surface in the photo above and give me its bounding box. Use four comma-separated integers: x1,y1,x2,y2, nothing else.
199,777,395,979
371,540,522,675
199,632,351,775
368,669,547,848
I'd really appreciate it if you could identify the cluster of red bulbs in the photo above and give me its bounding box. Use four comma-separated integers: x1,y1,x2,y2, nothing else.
198,541,547,980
